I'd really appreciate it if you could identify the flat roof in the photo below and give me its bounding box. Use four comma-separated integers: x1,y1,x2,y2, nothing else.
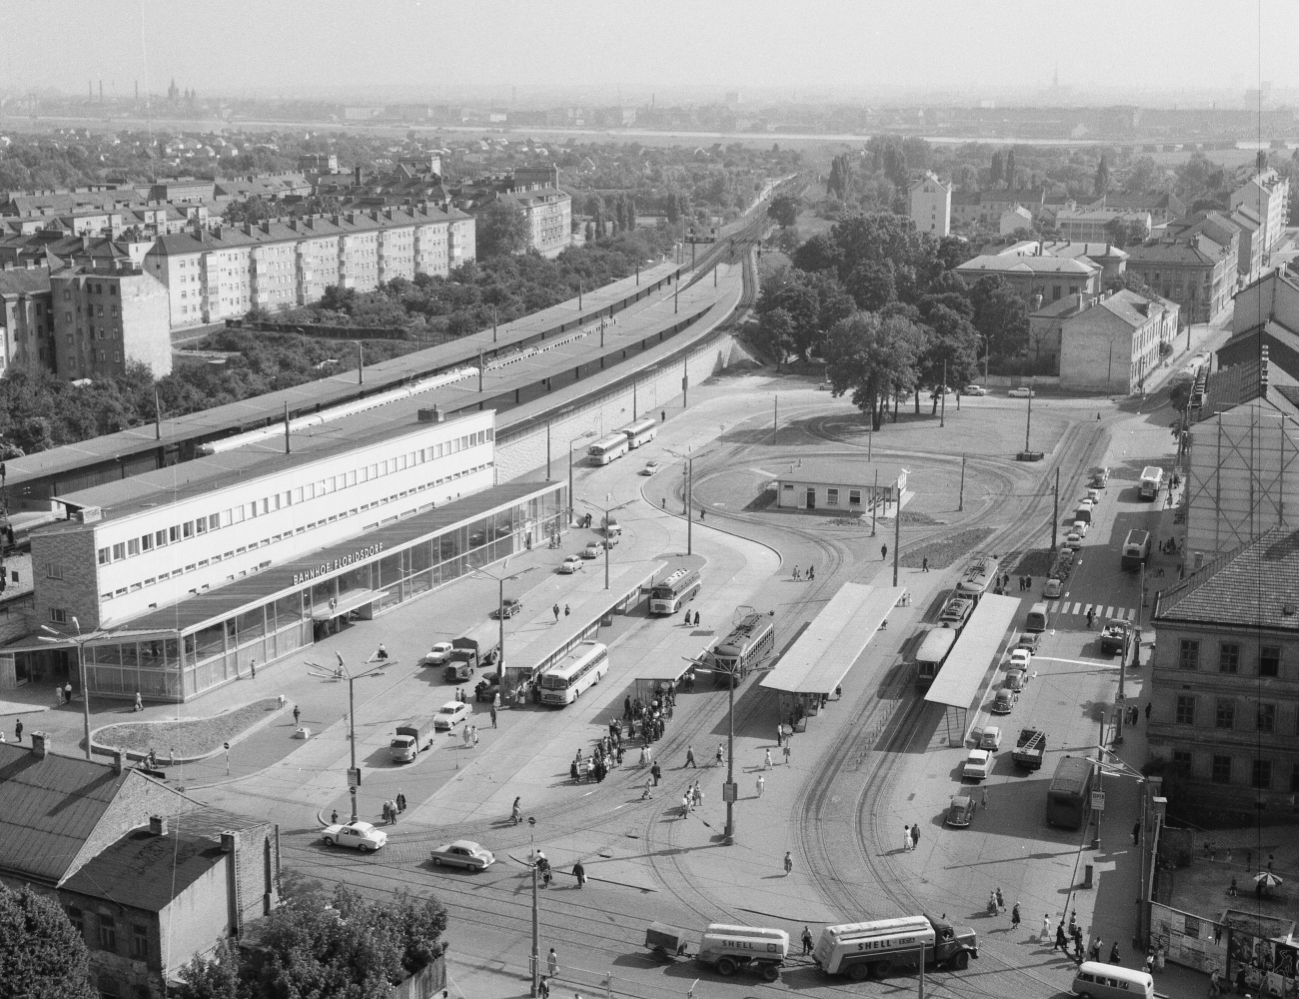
105,479,560,636
761,584,904,695
923,594,1020,711
774,458,905,487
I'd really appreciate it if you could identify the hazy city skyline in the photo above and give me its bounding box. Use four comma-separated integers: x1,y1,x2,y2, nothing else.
3,0,1295,103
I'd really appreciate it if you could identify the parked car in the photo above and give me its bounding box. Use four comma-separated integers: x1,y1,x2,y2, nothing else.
1014,632,1041,655
322,821,388,852
1009,648,1032,672
1007,387,1035,398
1086,487,1102,505
581,541,604,559
559,555,584,574
1090,467,1111,488
490,598,523,619
979,726,1002,751
1005,668,1028,692
1064,531,1084,550
963,384,987,396
947,794,976,826
1072,520,1090,537
963,749,994,781
419,642,454,667
640,460,660,476
1043,577,1064,599
991,688,1015,714
429,840,496,870
433,701,471,730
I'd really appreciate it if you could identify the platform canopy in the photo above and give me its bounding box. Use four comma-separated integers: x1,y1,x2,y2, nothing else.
761,583,905,695
924,594,1021,711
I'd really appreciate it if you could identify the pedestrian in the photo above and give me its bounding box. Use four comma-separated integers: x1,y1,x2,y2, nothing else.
1055,923,1069,952
377,644,388,660
553,603,560,622
397,791,407,812
685,745,696,767
881,544,888,561
547,948,559,977
764,749,773,770
1012,903,1021,930
776,726,783,747
981,785,988,810
756,774,765,797
463,726,472,749
692,782,702,808
331,809,339,824
903,824,912,851
382,800,392,824
1133,821,1141,844
1109,942,1121,965
1229,877,1237,897
1144,951,1154,975
1090,938,1102,963
472,724,479,746
490,705,498,728
716,743,724,766
651,761,661,785
694,610,701,627
250,658,256,679
134,691,143,712
573,860,586,888
64,681,72,704
922,556,929,572
1068,909,1077,933
995,887,1005,911
911,824,920,849
793,566,800,580
783,851,793,876
681,793,691,818
293,704,301,726
683,608,691,625
390,799,399,823
13,718,21,744
1041,914,1052,942
802,926,814,955
512,797,522,825
783,743,791,765
539,979,551,999
565,604,570,617
808,565,815,581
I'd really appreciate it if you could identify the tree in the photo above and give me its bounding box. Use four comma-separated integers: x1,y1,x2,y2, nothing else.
173,941,248,999
990,151,1004,189
790,232,840,274
751,308,796,370
0,883,96,999
767,193,798,228
969,276,1030,359
1104,215,1141,249
1095,155,1110,196
1004,148,1016,189
881,142,909,191
477,199,530,258
845,261,897,312
222,196,277,226
826,153,854,201
821,311,926,430
917,304,979,411
1122,156,1160,194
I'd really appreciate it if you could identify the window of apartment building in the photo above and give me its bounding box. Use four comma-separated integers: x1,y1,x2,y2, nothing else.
111,542,125,560
1175,695,1196,725
50,607,67,623
155,529,168,548
849,489,862,505
1219,642,1240,673
67,905,85,939
1216,699,1235,729
97,974,120,999
46,562,64,579
97,547,111,565
141,533,153,552
1252,759,1272,790
1257,703,1276,734
1211,755,1232,785
1260,646,1281,677
130,923,149,959
97,913,117,950
1179,639,1200,670
1172,750,1193,769
826,488,839,506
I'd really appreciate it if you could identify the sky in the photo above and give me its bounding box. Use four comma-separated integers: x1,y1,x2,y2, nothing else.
2,0,1295,101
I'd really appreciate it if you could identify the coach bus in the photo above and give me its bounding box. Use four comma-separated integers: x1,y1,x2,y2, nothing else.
1046,755,1095,829
914,627,958,687
712,611,776,683
539,642,610,706
588,434,630,465
616,417,658,449
649,567,702,615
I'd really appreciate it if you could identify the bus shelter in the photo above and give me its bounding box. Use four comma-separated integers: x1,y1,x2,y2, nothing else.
924,594,1020,746
760,583,906,731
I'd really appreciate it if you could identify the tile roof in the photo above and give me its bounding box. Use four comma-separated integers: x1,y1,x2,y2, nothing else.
1127,236,1230,266
1194,353,1299,422
1155,528,1299,629
0,269,53,296
956,254,1097,277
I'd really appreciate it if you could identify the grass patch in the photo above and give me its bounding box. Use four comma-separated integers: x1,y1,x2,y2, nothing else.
1011,549,1055,577
95,697,283,760
899,528,995,570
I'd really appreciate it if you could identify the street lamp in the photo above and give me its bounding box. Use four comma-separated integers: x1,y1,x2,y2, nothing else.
567,432,597,528
681,642,743,843
39,617,100,761
666,447,713,557
305,651,390,823
472,563,540,698
579,498,633,589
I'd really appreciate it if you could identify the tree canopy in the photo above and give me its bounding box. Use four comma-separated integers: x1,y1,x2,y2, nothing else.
0,883,95,999
767,192,798,228
476,199,530,258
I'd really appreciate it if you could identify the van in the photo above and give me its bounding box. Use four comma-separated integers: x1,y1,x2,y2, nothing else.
1121,529,1151,571
1025,602,1049,633
1071,962,1154,999
389,716,436,763
1074,505,1093,526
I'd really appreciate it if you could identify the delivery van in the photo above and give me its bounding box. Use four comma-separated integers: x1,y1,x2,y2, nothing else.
1025,602,1049,633
1073,504,1093,526
1071,962,1154,999
389,716,436,763
696,924,788,981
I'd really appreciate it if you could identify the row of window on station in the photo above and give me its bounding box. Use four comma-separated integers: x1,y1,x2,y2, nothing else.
1169,749,1299,793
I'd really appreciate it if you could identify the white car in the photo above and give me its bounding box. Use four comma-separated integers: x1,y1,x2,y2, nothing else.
558,555,584,574
1009,648,1032,672
1008,387,1035,398
581,541,604,559
964,384,988,396
1064,531,1084,550
430,840,496,870
639,460,660,476
1086,487,1101,505
979,726,1002,751
419,642,454,667
322,820,388,852
1072,520,1089,537
1005,668,1028,692
433,701,471,730
963,749,993,781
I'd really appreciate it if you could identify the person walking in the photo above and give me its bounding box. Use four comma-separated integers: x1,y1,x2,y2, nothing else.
692,782,703,808
471,725,479,746
564,604,570,617
783,851,793,876
134,691,144,712
331,809,339,824
396,791,407,812
694,610,701,627
802,926,814,955
1089,938,1103,963
756,774,765,797
981,786,988,809
764,749,773,770
490,705,498,728
716,743,725,766
64,682,73,705
1041,914,1052,942
1011,903,1021,931
881,544,888,561
382,800,392,824
683,608,691,625
995,887,1005,912
651,761,661,785
293,704,301,726
783,742,791,765
808,565,815,581
553,603,560,622
512,797,522,825
547,948,559,978
1109,941,1122,965
573,860,586,889
681,792,691,818
793,566,800,580
685,745,696,768
922,557,929,572
911,824,920,850
903,824,912,851
1054,923,1069,953
13,718,21,744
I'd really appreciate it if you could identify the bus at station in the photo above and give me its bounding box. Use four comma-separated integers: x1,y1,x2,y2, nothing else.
1046,755,1095,828
616,417,658,448
649,568,702,615
539,642,610,706
914,627,958,687
588,434,630,465
712,611,776,682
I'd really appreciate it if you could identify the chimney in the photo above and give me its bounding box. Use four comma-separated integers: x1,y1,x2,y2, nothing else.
111,748,124,774
30,732,49,758
220,831,237,853
353,166,363,186
149,815,168,836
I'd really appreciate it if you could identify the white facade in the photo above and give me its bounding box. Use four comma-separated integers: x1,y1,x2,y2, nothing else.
909,173,951,237
79,412,496,626
1231,170,1290,255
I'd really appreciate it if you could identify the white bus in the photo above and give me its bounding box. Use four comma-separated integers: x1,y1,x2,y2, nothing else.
617,417,658,448
649,568,702,615
539,641,609,706
588,434,630,465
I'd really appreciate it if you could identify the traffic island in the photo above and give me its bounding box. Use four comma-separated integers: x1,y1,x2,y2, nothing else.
91,696,287,765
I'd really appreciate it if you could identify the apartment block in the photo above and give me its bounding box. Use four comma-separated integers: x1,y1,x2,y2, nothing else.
49,265,172,380
1231,169,1290,255
0,269,56,373
909,172,952,237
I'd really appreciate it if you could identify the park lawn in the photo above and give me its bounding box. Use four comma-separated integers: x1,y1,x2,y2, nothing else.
95,697,282,760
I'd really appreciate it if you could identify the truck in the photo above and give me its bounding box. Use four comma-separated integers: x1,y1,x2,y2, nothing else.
1139,466,1164,501
1012,728,1046,770
389,716,436,763
451,623,500,671
813,914,978,981
696,924,789,981
1100,619,1130,656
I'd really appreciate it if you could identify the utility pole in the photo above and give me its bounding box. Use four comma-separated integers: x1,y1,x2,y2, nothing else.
530,838,540,997
1052,468,1060,551
682,358,688,409
686,458,693,556
871,469,879,537
892,490,900,587
492,304,498,342
357,341,363,385
773,394,777,429
940,359,946,428
154,389,162,440
284,401,290,454
958,454,966,511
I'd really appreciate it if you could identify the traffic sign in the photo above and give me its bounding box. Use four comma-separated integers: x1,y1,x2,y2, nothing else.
347,767,362,788
1091,791,1106,812
722,782,738,803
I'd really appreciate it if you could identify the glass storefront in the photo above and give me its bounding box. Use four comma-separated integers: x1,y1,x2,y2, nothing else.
43,483,566,702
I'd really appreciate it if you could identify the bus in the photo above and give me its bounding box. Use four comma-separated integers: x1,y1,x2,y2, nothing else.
588,434,630,465
649,568,702,615
1046,755,1094,828
712,612,775,682
956,555,999,596
617,417,658,449
914,627,958,687
1139,466,1163,501
539,641,609,706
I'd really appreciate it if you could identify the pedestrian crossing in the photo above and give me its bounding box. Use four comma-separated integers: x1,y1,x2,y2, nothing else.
1046,601,1137,622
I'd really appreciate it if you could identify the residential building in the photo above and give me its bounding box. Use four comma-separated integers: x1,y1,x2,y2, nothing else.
1028,293,1089,371
775,458,905,513
1056,289,1178,393
1230,169,1290,255
1000,239,1129,282
909,172,951,237
955,252,1100,307
0,268,56,372
949,187,1049,229
999,205,1033,235
1088,191,1186,228
1220,268,1299,380
50,262,172,380
1149,528,1299,813
1054,208,1151,243
1229,204,1265,286
1125,233,1236,324
495,186,572,258
950,190,982,229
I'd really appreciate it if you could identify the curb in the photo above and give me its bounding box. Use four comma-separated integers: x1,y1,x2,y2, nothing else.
90,698,289,766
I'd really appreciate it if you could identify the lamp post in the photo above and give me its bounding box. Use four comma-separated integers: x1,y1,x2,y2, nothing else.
305,652,389,822
980,334,990,388
666,448,713,557
567,432,597,527
579,499,633,589
39,618,100,761
474,564,540,700
682,643,744,843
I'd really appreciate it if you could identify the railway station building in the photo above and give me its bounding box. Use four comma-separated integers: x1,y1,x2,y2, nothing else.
3,408,566,702
774,459,906,516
